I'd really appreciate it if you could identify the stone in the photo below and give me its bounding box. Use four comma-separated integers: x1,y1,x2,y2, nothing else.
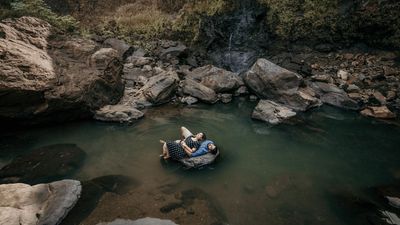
181,96,198,105
310,82,360,110
94,105,144,123
249,95,258,101
311,74,334,83
160,42,188,60
244,58,320,111
220,93,233,103
182,79,218,104
187,65,243,93
252,100,297,125
0,144,86,184
387,91,397,101
96,218,178,225
0,180,81,225
234,86,249,96
0,17,124,124
104,38,134,60
337,69,349,80
347,84,361,93
141,72,179,104
371,91,387,105
125,56,153,67
361,106,396,119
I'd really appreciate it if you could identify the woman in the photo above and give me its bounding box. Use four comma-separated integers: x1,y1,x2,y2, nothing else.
160,127,206,160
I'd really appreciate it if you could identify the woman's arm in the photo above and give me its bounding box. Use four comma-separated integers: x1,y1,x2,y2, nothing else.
181,141,196,154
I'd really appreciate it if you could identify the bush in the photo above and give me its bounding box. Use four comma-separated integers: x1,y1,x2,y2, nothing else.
7,0,79,32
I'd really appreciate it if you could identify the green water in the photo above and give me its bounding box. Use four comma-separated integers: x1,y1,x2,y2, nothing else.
1,99,400,225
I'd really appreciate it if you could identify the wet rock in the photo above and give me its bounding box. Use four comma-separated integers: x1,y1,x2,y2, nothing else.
244,58,320,111
104,38,134,60
94,105,144,123
347,84,361,93
187,65,243,93
182,79,218,104
310,82,360,110
361,106,396,119
0,17,124,124
0,144,86,184
252,100,297,125
220,93,233,103
386,196,400,209
249,95,258,101
96,218,178,225
0,179,81,225
181,96,198,105
370,91,387,106
234,86,249,96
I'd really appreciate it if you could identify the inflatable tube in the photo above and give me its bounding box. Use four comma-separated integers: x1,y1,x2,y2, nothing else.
179,150,220,168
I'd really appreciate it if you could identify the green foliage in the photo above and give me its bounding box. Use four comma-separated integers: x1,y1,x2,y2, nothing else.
8,0,79,32
172,0,233,43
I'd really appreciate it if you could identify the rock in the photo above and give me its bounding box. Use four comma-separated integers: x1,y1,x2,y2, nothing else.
337,69,349,80
346,84,361,93
220,93,233,103
0,179,81,225
310,82,360,110
160,42,188,60
249,95,258,101
94,105,144,123
361,106,396,119
96,218,178,225
387,91,397,101
252,100,297,125
370,91,387,105
187,65,243,93
132,47,147,57
125,56,153,67
0,17,124,124
244,58,320,111
181,96,198,105
0,144,86,184
234,86,249,96
141,72,179,104
182,79,218,104
104,38,134,60
311,74,334,83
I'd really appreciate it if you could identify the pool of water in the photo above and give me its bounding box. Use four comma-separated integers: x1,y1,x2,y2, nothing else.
1,99,400,225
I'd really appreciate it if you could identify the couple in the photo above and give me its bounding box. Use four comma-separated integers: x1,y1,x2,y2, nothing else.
160,127,218,160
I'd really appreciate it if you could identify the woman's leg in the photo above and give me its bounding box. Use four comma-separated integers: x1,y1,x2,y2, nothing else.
180,126,193,139
163,143,170,159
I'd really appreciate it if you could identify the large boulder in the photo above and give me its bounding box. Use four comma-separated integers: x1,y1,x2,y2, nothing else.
252,100,297,125
0,179,81,225
0,144,86,184
187,65,244,93
244,58,320,111
182,79,218,104
0,17,124,124
96,218,178,225
141,72,179,104
309,82,360,110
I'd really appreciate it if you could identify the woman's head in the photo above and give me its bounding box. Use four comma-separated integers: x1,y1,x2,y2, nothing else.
207,143,218,154
195,132,206,141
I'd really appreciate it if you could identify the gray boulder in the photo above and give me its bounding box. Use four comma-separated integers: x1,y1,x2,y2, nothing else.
187,65,243,93
0,180,81,225
160,42,188,60
310,82,360,110
182,79,218,104
104,38,134,60
244,58,320,111
94,105,144,123
252,100,297,125
0,17,124,124
141,72,179,104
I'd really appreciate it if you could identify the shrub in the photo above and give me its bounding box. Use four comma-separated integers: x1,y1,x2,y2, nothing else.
8,0,79,32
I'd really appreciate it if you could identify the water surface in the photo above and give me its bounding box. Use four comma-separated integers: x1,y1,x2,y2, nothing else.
1,99,400,225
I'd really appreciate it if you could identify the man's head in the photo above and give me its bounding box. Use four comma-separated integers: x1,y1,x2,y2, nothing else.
195,132,206,141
